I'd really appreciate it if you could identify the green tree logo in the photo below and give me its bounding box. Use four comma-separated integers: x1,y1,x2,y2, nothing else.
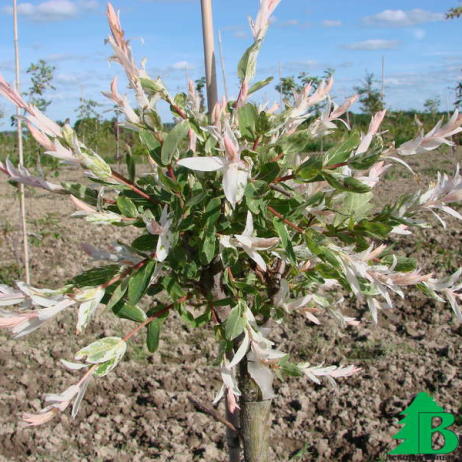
389,392,459,455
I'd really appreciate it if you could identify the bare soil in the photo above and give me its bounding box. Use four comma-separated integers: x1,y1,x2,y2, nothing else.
0,149,461,462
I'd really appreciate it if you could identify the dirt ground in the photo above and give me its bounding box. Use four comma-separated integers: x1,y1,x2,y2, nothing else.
0,148,461,461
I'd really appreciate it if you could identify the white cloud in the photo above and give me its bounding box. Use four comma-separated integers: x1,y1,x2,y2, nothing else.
344,39,400,51
171,61,194,71
362,9,444,28
279,19,299,27
222,25,248,39
322,20,342,27
259,59,319,75
0,60,14,72
45,53,92,63
2,0,99,22
412,29,426,40
56,73,80,84
233,29,248,39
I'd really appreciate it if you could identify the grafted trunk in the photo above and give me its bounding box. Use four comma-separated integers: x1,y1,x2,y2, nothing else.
225,398,241,462
239,358,272,462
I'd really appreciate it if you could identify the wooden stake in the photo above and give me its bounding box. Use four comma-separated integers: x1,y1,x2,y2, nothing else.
13,0,30,284
200,0,218,114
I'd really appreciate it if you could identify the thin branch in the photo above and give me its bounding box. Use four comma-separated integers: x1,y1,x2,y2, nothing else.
270,152,284,163
171,104,187,120
267,206,304,233
122,295,188,342
326,161,348,170
100,253,155,290
111,170,160,205
269,184,291,197
188,396,240,434
167,165,177,182
272,174,294,183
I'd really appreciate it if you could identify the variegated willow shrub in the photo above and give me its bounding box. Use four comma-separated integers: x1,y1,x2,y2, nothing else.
0,0,462,428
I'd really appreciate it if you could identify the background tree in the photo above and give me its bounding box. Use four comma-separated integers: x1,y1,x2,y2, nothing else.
423,97,441,115
455,82,462,109
446,6,462,18
26,59,55,112
354,72,384,115
74,97,102,147
276,69,334,109
194,76,206,112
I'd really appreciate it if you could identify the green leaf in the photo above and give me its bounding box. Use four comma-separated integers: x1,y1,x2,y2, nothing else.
201,232,216,264
146,317,163,352
204,197,222,227
381,255,417,272
106,280,128,311
256,111,271,136
126,153,136,182
238,104,258,140
139,129,161,151
224,304,246,340
140,77,167,96
127,260,156,305
349,138,383,170
323,172,371,193
357,220,392,238
278,131,311,155
338,192,373,223
279,357,303,377
162,275,186,298
296,155,323,181
349,151,381,170
186,191,208,209
62,182,98,206
117,195,138,218
174,92,187,109
416,283,443,302
161,120,189,165
323,133,360,167
93,357,120,377
204,135,217,154
269,198,302,218
114,303,147,322
273,219,296,264
131,234,157,252
248,76,273,95
244,183,261,215
257,162,280,184
70,265,120,288
76,337,126,364
237,42,258,81
157,168,181,193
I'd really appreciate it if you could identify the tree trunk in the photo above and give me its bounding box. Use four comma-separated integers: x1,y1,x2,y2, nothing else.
239,358,272,462
225,396,241,462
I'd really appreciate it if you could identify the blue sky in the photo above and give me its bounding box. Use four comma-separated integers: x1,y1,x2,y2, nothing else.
0,0,460,125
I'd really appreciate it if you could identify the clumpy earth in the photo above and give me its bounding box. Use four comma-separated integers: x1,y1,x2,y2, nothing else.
0,148,461,461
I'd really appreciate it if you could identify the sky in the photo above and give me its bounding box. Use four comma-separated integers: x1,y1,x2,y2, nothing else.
0,0,461,125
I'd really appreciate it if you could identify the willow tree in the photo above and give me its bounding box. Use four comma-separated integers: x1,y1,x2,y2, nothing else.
1,2,462,461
